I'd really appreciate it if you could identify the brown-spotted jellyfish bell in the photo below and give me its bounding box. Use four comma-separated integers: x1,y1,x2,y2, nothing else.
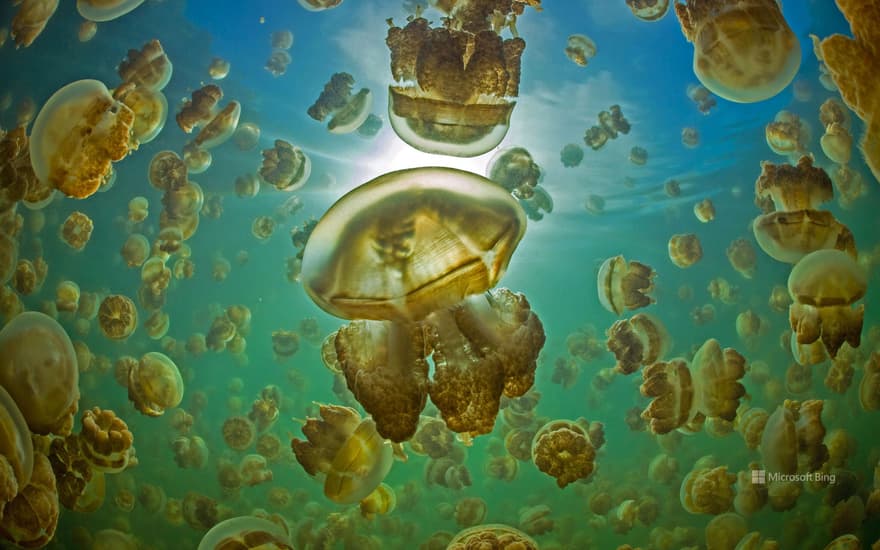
308,73,374,134
627,0,670,22
640,339,746,435
565,34,597,66
301,167,545,442
584,105,631,151
28,79,135,199
751,157,856,265
197,515,293,550
385,1,541,156
788,249,866,359
764,111,810,159
597,255,656,316
531,418,604,488
605,313,669,375
259,140,311,192
674,0,801,103
291,403,393,505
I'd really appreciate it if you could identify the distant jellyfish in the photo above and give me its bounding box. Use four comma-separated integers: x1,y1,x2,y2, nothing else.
194,101,241,150
674,0,800,102
597,255,656,316
98,294,138,340
668,233,702,268
118,39,173,91
77,0,144,22
233,123,260,151
10,0,59,48
77,20,97,42
687,83,716,114
627,0,670,21
565,34,597,67
487,146,543,200
664,179,681,197
560,143,584,167
820,122,853,165
681,127,699,148
297,0,343,11
584,194,605,215
629,146,648,165
208,57,231,80
531,419,603,488
259,140,311,191
270,30,293,50
693,198,715,222
197,516,292,550
127,352,184,416
264,49,291,77
307,73,374,135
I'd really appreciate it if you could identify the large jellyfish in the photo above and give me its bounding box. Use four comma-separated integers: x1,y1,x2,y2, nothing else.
385,2,541,156
301,167,545,442
674,0,801,103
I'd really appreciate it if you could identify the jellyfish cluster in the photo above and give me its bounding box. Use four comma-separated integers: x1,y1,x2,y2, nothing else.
583,105,631,151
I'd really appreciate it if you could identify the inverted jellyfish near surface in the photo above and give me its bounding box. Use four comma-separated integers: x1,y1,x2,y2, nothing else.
384,1,542,156
300,167,545,442
307,73,374,134
674,0,801,103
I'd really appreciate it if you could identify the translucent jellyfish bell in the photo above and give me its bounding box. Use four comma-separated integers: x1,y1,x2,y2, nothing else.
565,34,597,67
77,0,144,22
297,0,343,12
674,0,801,103
197,516,292,550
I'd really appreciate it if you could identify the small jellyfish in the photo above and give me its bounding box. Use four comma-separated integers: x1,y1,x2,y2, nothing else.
127,352,184,417
271,330,300,361
765,110,809,158
674,0,800,103
232,123,260,151
693,198,715,222
77,0,143,22
10,0,59,48
79,406,134,473
128,196,149,223
208,57,231,80
687,83,717,114
664,179,681,198
486,146,542,200
264,49,292,77
59,212,93,252
629,146,648,165
565,34,597,67
234,173,261,198
117,39,172,91
98,294,137,340
627,0,670,21
291,404,394,505
251,216,276,241
297,0,343,11
222,416,255,451
681,126,699,148
0,453,59,548
307,73,374,135
606,312,669,375
531,419,603,488
668,233,702,268
726,237,757,279
259,140,311,191
680,464,736,515
596,255,656,316
270,30,293,50
176,84,222,134
194,100,241,150
360,483,396,520
584,194,606,215
115,84,168,146
77,20,97,42
29,79,134,199
182,142,212,174
560,143,584,167
820,122,853,165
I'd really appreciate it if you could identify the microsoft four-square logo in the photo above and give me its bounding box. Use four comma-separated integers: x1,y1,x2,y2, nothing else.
751,469,766,485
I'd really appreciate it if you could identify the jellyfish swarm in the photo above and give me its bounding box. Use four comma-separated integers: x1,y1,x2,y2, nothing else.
674,0,800,103
385,2,540,157
301,167,545,442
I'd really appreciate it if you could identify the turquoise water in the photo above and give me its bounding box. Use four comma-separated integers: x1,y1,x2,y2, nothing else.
1,0,879,548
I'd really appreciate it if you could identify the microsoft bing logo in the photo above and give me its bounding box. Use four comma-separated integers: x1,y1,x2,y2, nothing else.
751,469,766,485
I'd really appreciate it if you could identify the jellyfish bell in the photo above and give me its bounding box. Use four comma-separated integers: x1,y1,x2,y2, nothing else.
565,34,597,67
28,79,134,199
77,0,144,22
194,101,241,150
674,0,801,103
627,0,670,21
197,515,292,550
115,84,168,145
752,209,856,264
0,384,34,494
328,89,373,134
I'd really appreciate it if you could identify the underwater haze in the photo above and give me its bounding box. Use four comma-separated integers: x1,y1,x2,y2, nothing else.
0,0,879,549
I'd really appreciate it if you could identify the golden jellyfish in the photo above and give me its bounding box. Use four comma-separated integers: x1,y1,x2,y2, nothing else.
518,504,553,536
114,83,168,146
182,491,226,531
144,309,170,340
754,156,834,213
629,146,648,165
10,0,59,49
822,122,854,164
59,211,93,251
681,126,700,148
486,146,542,200
605,312,669,375
0,311,79,436
239,454,272,486
726,238,757,279
705,513,748,550
560,143,584,167
447,524,538,550
234,173,261,198
680,464,736,515
222,416,255,451
208,57,231,80
270,30,293,50
360,483,396,520
597,255,656,316
531,418,603,488
127,352,183,417
788,249,866,358
177,84,222,134
565,34,597,67
197,515,293,550
29,79,134,199
291,404,394,505
259,140,311,191
648,453,679,484
735,407,768,450
79,407,133,473
822,535,862,550
583,104,632,150
251,216,275,241
860,352,880,411
233,123,261,152
0,453,58,548
385,3,540,157
170,435,209,470
627,0,670,21
127,196,149,223
148,150,187,191
694,198,715,222
98,294,137,340
765,111,809,157
77,0,143,22
77,20,97,42
668,233,703,268
0,384,34,507
812,0,880,183
307,73,373,134
301,167,544,442
182,142,212,174
298,0,343,11
674,0,800,103
270,330,299,361
264,49,291,77
194,100,241,150
485,454,518,481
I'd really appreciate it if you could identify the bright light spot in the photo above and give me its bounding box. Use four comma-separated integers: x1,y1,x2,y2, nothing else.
368,136,492,177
